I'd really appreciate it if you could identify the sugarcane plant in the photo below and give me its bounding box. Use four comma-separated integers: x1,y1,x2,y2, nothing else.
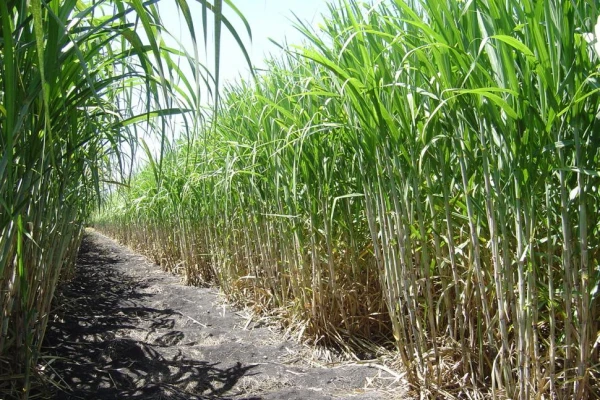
95,0,600,398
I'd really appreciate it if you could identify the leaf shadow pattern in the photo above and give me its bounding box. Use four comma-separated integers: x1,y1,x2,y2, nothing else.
40,235,259,400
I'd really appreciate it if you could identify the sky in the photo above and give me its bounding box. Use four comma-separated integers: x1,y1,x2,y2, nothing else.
159,0,333,87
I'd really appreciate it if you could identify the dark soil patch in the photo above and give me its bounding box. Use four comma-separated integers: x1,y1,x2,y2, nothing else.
40,230,406,399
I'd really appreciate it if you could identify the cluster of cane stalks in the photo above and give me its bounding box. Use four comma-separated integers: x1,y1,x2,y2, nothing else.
97,0,599,398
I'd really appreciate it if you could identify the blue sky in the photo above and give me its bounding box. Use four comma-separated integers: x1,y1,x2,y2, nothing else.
159,0,333,86
217,0,332,83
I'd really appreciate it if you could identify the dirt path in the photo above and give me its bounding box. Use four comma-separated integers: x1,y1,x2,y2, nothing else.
42,230,406,399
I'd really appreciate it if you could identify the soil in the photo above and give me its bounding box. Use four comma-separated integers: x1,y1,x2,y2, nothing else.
41,230,407,399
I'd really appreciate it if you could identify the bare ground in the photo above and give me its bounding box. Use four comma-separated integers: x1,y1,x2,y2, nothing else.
40,230,407,399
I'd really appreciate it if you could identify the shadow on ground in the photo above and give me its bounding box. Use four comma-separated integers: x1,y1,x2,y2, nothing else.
41,235,257,400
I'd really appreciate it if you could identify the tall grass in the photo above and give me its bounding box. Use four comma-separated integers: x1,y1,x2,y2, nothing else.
96,0,600,398
0,0,240,397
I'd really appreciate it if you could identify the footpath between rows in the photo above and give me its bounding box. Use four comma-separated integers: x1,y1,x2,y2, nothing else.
42,230,407,399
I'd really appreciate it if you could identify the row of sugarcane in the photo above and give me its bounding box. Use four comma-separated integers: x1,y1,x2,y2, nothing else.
95,0,600,398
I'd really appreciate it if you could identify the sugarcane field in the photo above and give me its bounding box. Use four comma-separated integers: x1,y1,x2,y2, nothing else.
1,0,599,399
